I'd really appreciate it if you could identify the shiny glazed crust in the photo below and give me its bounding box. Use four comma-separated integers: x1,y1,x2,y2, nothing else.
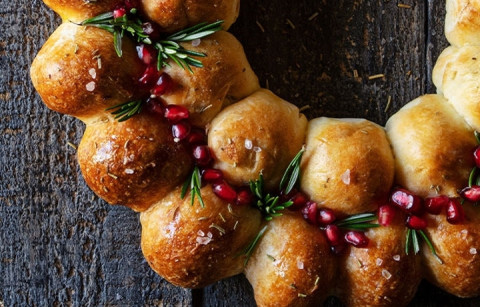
30,0,480,306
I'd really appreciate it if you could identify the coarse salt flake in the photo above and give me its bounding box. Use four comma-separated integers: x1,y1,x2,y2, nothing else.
244,139,253,150
86,81,96,91
125,168,134,174
253,146,262,152
196,236,212,245
192,39,201,47
393,255,401,261
89,68,97,79
382,269,392,280
341,169,351,185
297,260,304,270
376,258,383,266
470,247,477,255
197,230,205,237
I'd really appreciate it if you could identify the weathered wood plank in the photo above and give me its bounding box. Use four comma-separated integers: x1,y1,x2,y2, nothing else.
1,0,479,306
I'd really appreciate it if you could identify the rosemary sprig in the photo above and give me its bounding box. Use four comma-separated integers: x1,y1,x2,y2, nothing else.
250,173,293,221
181,166,205,208
335,213,380,230
81,9,223,72
279,146,305,194
105,100,143,122
242,225,268,266
405,228,443,264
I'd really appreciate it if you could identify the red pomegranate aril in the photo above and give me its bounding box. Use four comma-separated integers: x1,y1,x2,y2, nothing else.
378,204,395,226
318,209,336,225
474,146,480,168
192,145,212,166
301,201,318,225
236,188,254,206
124,0,137,10
151,73,174,96
344,231,369,248
325,224,343,246
172,121,191,142
425,195,449,215
139,65,159,85
113,6,126,18
390,188,424,215
136,44,157,65
187,128,206,145
145,97,165,116
447,199,465,224
213,181,237,203
406,215,428,230
164,105,189,123
288,191,309,211
460,186,480,202
202,169,223,182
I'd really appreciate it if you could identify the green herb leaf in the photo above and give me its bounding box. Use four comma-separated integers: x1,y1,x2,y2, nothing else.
279,147,305,194
335,212,379,230
250,173,292,221
242,225,268,266
181,166,205,208
106,100,143,122
475,131,480,144
405,228,442,264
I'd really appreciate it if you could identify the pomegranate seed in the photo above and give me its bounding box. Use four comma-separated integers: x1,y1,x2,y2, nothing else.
151,73,174,96
288,191,309,211
406,215,428,230
139,65,159,85
460,186,480,202
124,0,137,10
301,201,318,225
330,243,346,255
474,146,480,167
192,145,212,166
325,224,343,246
318,209,336,225
378,204,395,226
425,195,449,215
202,169,223,182
145,97,165,116
213,181,237,203
113,6,126,18
344,231,369,248
236,188,254,206
164,105,189,123
447,199,465,224
136,44,157,65
171,120,191,142
390,188,424,215
187,128,206,145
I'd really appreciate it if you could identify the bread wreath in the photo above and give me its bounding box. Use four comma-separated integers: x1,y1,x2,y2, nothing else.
30,0,480,306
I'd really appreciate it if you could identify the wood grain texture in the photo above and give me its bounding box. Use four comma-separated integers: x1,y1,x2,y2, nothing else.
1,0,479,306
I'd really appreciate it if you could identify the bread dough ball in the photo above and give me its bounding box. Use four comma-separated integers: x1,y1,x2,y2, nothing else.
78,113,192,212
141,0,240,32
208,89,307,190
445,0,480,46
301,118,394,216
30,23,146,121
385,94,475,198
43,0,118,22
244,213,336,307
141,185,261,288
162,31,259,127
433,45,480,131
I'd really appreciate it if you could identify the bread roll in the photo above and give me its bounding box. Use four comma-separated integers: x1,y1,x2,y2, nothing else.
422,203,480,297
445,0,480,46
162,31,260,127
244,213,336,307
300,118,394,216
141,185,261,288
43,0,117,22
30,23,146,121
208,89,307,190
140,0,240,32
385,94,475,198
78,113,192,212
433,45,480,131
337,213,421,307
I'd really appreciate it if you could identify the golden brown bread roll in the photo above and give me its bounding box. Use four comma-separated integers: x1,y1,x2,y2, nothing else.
445,0,480,46
30,23,147,121
432,45,480,131
162,31,260,127
244,213,336,307
43,0,118,22
336,213,422,307
77,113,192,212
208,89,307,190
140,185,261,288
422,203,480,297
385,94,475,198
300,118,394,216
141,0,240,32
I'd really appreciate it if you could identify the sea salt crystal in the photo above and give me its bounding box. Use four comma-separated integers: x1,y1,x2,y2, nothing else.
244,139,253,150
393,255,401,261
253,146,262,152
125,168,134,174
376,258,383,266
381,269,392,280
470,247,477,255
197,230,205,237
86,81,96,91
196,236,212,245
89,68,97,79
341,169,351,185
192,39,201,47
297,260,304,270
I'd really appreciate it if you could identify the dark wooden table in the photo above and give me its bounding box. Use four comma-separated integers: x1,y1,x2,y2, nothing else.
1,0,479,306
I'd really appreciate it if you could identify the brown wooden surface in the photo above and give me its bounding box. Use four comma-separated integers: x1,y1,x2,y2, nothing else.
1,0,480,306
